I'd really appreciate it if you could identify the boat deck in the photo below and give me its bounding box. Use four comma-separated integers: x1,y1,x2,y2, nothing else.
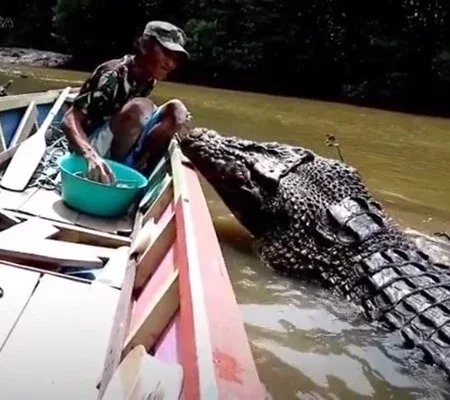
0,89,265,399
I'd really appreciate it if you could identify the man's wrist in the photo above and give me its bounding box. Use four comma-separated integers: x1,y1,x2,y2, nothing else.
81,146,98,161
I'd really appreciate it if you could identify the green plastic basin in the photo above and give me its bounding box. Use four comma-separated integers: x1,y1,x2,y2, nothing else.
58,153,148,217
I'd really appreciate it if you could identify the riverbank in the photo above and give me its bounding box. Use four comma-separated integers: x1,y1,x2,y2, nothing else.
2,46,450,119
0,47,71,68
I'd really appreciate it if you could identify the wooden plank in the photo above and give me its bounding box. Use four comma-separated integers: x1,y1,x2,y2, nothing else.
3,209,131,247
102,345,145,400
0,259,93,285
43,239,116,260
0,217,59,240
1,87,71,192
96,246,131,289
0,238,103,268
134,212,176,291
9,100,38,148
182,161,266,398
0,120,7,152
0,187,38,211
0,90,61,112
138,173,170,212
0,264,40,349
20,188,79,223
143,177,173,224
130,217,157,256
52,223,131,248
123,269,179,358
0,274,120,400
102,345,183,400
130,237,177,334
76,212,133,235
169,140,220,400
97,254,136,399
138,156,169,210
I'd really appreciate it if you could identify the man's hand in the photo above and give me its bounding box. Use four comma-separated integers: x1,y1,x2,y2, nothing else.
86,154,116,184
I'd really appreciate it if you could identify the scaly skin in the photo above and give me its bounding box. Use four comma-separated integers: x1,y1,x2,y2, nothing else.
179,128,450,376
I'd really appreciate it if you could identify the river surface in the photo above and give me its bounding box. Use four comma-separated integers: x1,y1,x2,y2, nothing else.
2,65,450,399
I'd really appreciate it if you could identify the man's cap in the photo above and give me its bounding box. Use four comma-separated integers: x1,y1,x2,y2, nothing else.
143,21,189,59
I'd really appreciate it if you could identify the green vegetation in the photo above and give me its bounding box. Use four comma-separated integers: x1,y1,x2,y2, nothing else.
2,0,450,113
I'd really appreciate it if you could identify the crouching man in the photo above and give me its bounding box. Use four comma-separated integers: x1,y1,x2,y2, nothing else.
62,20,190,183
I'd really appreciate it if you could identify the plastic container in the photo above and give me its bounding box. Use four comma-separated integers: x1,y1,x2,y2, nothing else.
58,153,148,217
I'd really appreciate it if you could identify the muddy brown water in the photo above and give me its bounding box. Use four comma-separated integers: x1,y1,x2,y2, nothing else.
2,64,450,399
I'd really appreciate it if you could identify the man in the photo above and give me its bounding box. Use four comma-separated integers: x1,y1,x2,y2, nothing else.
62,20,190,184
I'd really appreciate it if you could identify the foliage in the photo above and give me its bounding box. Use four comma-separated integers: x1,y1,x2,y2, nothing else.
1,0,450,112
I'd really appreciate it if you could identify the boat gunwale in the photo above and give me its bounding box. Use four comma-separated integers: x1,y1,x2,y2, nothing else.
0,88,78,112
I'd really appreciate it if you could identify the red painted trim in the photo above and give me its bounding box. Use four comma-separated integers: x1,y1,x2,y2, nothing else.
175,197,201,400
183,164,265,399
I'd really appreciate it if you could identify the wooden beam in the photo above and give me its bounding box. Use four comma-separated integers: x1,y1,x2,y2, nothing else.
0,188,38,211
0,90,61,112
52,223,131,248
0,259,93,285
43,239,116,260
177,154,266,398
138,154,169,211
123,269,179,358
0,121,7,153
0,217,59,240
9,100,38,148
3,209,131,247
102,345,183,400
130,217,157,256
0,264,40,350
169,140,220,400
0,274,120,399
0,238,103,268
96,252,136,399
76,212,134,235
20,188,79,224
0,87,79,112
142,177,173,224
134,212,176,292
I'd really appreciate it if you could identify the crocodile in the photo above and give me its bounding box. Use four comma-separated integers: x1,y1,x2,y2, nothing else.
179,127,450,376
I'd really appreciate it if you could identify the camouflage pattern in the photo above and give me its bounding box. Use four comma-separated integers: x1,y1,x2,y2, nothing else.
143,21,189,58
73,55,156,134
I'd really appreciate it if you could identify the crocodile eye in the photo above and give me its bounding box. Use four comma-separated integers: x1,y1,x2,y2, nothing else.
251,162,279,193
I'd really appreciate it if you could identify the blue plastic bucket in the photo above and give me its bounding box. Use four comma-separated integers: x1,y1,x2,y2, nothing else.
58,153,148,217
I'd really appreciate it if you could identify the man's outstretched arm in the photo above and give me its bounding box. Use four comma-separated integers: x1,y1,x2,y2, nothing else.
62,107,115,184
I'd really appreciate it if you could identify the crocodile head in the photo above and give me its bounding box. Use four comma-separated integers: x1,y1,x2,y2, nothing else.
179,128,317,236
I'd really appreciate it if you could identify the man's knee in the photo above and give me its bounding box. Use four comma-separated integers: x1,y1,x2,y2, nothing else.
110,97,154,137
163,99,188,127
119,97,155,124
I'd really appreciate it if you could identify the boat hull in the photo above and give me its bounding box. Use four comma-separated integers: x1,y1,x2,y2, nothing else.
0,88,265,399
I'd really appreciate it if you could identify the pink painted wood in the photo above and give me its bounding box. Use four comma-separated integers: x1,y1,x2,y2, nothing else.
124,144,264,399
175,160,265,399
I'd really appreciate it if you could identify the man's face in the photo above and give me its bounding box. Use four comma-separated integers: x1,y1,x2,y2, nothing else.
140,39,182,80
